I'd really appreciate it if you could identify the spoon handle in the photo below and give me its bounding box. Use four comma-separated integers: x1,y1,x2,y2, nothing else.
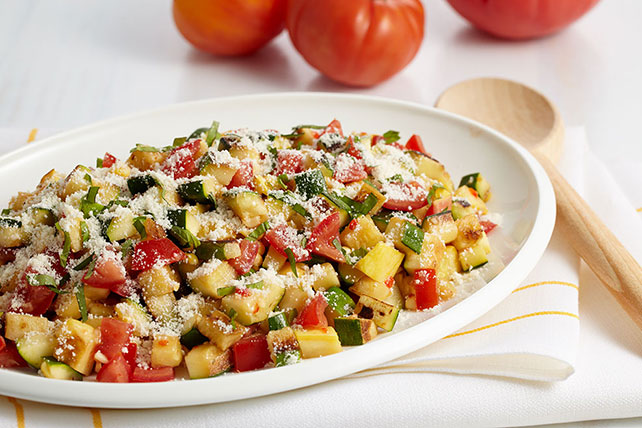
534,152,642,328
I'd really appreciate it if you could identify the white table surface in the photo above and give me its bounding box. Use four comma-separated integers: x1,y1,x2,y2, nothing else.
1,1,641,426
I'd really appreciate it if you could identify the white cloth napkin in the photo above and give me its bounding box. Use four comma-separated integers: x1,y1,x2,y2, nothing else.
1,126,642,428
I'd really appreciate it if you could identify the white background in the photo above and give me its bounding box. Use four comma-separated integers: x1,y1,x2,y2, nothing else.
1,0,641,426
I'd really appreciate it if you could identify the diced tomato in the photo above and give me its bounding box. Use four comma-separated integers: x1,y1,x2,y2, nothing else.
480,220,497,234
228,239,260,275
333,153,368,184
96,353,130,383
0,336,4,352
122,342,138,370
405,134,427,154
345,136,362,159
264,224,310,262
82,255,128,296
426,196,453,216
320,119,343,137
102,152,117,168
0,248,17,266
384,277,395,288
413,268,439,310
382,181,429,211
274,150,304,176
130,238,185,272
161,139,202,179
371,135,384,145
98,318,133,361
227,160,254,190
296,294,328,329
0,340,28,368
232,335,271,372
131,366,175,382
12,268,56,316
348,219,358,230
305,212,345,263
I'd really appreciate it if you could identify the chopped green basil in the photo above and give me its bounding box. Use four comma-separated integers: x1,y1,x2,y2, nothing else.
401,221,424,254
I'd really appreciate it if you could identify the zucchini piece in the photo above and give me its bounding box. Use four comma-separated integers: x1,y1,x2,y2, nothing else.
168,209,201,235
195,242,240,262
53,319,98,376
277,285,309,313
355,242,404,283
354,295,400,332
115,299,153,336
337,263,364,286
319,194,350,227
339,216,384,250
334,317,377,346
323,287,356,319
139,264,181,296
127,175,157,195
423,210,457,244
310,263,341,291
106,211,138,242
226,191,269,228
459,173,491,202
454,185,488,215
196,309,247,350
267,327,301,366
185,344,233,379
178,178,220,205
151,335,183,368
4,313,53,341
221,279,285,325
401,221,424,254
262,245,287,271
180,327,208,349
201,163,238,186
459,234,491,271
188,260,237,298
408,152,454,191
40,357,83,381
268,309,297,331
355,181,386,215
0,218,27,247
349,276,392,301
30,207,56,226
293,327,342,358
294,170,326,200
16,332,56,368
452,214,485,251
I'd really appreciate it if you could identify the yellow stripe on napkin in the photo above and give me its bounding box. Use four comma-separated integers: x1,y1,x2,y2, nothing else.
637,207,642,213
27,128,38,143
444,311,579,339
513,281,579,293
91,408,103,428
6,397,25,428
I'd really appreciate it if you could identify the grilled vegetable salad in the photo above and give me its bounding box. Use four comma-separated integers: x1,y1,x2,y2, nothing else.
0,119,496,382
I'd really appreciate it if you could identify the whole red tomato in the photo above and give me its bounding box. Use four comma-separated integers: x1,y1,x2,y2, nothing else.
173,0,287,56
286,0,424,87
446,0,600,40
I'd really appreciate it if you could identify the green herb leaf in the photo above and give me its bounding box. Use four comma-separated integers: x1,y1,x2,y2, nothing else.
387,174,403,183
27,274,67,294
217,286,236,297
401,221,424,254
96,158,103,168
130,143,160,153
75,284,88,322
246,281,265,290
133,216,147,239
80,221,90,243
284,248,298,278
205,120,220,147
74,253,94,271
121,239,133,258
293,124,326,130
229,308,238,330
277,174,289,190
346,247,368,265
294,170,327,200
247,221,270,241
173,137,187,147
188,127,209,140
383,130,400,144
169,226,200,249
84,173,93,184
84,257,97,280
1,208,10,215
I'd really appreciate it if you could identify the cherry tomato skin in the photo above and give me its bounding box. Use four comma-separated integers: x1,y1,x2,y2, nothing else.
446,0,600,40
264,225,310,262
13,270,56,316
413,268,439,310
382,182,429,212
173,0,287,56
274,151,304,176
305,212,345,263
98,319,133,361
405,135,426,154
161,141,200,179
130,239,186,272
232,335,272,372
102,153,117,168
480,220,497,234
333,153,368,184
426,197,452,217
286,0,424,86
96,353,131,383
296,294,328,328
0,340,28,368
228,240,261,275
0,336,4,353
227,161,255,190
131,366,175,382
82,257,128,295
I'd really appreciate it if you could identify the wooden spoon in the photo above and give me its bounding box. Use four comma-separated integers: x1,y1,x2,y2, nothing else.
436,77,642,330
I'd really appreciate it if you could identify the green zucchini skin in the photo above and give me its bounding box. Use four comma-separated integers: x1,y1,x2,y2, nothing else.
127,175,157,195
